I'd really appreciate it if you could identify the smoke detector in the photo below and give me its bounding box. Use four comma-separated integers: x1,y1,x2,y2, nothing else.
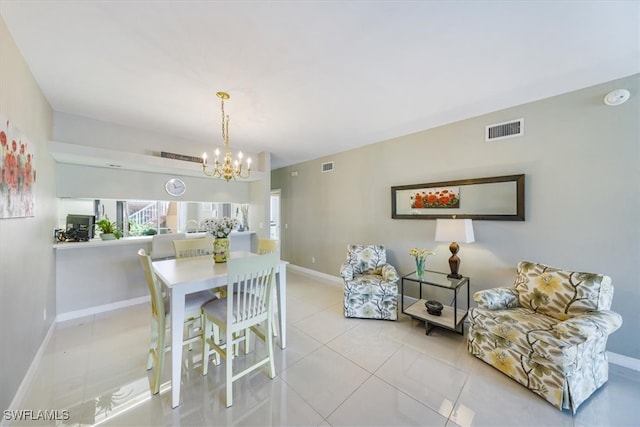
604,89,630,106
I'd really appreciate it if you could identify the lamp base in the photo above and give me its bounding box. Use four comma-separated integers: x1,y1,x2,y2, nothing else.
448,243,462,279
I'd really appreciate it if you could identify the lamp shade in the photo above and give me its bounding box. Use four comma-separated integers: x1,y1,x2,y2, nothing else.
435,219,475,243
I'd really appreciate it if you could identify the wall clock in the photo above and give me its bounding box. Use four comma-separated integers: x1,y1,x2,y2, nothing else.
165,178,186,196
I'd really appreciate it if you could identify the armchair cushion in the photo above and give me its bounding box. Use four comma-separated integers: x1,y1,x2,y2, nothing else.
513,261,614,321
381,264,400,283
473,287,519,310
345,244,389,275
553,310,623,341
340,262,354,282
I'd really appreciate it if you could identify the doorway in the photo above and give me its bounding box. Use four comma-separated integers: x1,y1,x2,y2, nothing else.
270,189,281,240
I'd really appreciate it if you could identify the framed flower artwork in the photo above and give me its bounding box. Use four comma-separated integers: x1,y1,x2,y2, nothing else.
391,174,525,221
0,116,37,218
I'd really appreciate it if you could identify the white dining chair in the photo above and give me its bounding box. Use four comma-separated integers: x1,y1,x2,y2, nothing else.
257,238,279,254
149,233,186,260
256,238,280,339
173,236,225,300
173,237,214,259
138,248,216,394
201,252,279,407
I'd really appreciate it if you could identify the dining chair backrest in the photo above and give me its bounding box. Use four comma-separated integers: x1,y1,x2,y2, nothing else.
138,248,166,323
173,237,214,259
227,253,279,328
257,238,279,254
150,233,186,260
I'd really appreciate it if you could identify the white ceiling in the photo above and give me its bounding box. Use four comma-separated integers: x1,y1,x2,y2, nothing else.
1,1,638,169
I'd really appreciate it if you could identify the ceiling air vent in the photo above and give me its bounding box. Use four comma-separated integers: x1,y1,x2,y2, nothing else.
321,161,334,173
485,118,524,142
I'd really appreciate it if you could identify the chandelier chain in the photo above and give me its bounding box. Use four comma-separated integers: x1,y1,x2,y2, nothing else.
201,91,251,182
220,96,227,146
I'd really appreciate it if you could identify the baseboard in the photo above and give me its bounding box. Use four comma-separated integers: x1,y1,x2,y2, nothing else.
3,321,56,426
287,264,343,287
608,351,640,371
55,295,150,323
402,297,639,372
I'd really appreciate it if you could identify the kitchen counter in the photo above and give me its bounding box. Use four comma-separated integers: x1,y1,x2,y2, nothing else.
53,231,257,320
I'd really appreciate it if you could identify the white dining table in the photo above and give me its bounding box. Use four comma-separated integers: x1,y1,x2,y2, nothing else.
152,251,288,408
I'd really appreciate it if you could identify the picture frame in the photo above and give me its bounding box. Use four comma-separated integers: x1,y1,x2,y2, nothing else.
391,174,525,221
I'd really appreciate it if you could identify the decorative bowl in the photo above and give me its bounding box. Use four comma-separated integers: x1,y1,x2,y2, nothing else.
425,300,443,316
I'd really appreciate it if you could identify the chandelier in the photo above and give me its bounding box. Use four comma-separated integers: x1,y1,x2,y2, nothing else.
202,91,251,181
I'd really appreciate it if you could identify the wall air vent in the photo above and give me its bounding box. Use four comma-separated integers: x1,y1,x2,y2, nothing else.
321,161,334,173
485,118,524,142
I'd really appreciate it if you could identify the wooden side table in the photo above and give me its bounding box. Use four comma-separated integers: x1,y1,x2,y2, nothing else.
401,270,470,335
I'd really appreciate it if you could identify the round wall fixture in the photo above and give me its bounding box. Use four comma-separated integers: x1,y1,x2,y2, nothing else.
604,89,630,106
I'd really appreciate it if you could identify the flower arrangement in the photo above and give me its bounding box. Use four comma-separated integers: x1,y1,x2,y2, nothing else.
203,216,239,238
409,247,435,278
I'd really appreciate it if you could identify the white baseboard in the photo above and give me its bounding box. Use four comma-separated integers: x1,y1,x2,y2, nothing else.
608,351,640,371
55,295,150,323
3,321,56,426
287,264,343,287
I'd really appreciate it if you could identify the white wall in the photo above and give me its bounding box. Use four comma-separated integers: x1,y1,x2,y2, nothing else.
273,74,640,360
0,17,56,411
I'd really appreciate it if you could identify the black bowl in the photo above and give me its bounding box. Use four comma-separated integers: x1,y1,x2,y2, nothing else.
425,300,443,316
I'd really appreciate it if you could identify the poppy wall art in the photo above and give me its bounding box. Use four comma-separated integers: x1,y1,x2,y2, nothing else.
391,175,525,220
0,116,36,218
410,187,460,209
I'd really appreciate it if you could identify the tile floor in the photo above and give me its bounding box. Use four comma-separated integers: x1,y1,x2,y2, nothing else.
10,269,640,426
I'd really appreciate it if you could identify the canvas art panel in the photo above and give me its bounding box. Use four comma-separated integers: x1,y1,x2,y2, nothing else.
0,115,36,218
410,186,460,209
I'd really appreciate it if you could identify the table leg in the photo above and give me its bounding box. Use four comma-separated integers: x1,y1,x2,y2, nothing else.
276,265,287,349
170,288,186,408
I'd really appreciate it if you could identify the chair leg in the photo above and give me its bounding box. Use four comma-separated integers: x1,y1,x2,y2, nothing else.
226,330,234,407
151,324,165,395
202,318,210,376
244,328,251,355
147,319,157,370
266,317,275,379
202,316,221,375
187,322,194,351
271,290,279,337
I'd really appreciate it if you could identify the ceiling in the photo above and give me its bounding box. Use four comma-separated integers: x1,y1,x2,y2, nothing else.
1,1,638,169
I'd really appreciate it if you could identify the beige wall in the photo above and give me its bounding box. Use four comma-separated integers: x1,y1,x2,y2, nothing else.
272,74,640,360
0,17,56,410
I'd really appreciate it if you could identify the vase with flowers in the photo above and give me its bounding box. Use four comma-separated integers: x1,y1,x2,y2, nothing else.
203,216,239,263
409,248,435,279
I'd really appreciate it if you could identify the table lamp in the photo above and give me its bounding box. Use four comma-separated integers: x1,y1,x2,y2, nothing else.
435,218,475,279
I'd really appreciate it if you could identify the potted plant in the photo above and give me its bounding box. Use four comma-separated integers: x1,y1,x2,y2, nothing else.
96,216,122,240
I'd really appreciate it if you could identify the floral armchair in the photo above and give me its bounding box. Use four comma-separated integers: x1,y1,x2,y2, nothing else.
341,245,399,320
467,261,622,413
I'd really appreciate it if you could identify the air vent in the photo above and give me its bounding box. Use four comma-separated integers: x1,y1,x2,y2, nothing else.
321,161,334,173
485,118,524,142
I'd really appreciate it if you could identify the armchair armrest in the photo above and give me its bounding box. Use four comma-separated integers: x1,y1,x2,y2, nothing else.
554,310,623,341
381,264,399,283
473,287,519,310
340,262,354,281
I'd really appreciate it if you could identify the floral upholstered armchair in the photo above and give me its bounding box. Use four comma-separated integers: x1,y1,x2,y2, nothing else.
467,261,622,413
341,245,399,320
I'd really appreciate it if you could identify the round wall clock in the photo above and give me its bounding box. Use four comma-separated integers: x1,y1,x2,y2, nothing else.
165,178,186,196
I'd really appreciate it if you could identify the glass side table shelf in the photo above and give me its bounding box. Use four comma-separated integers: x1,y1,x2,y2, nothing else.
401,270,470,335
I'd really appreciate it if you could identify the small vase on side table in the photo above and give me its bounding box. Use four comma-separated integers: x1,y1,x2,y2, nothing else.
415,257,425,279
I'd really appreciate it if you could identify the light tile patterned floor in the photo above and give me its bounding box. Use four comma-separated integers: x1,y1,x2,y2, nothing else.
9,269,640,426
